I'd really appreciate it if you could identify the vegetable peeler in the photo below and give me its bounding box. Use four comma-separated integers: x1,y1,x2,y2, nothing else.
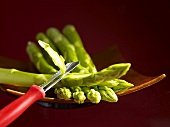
0,61,79,127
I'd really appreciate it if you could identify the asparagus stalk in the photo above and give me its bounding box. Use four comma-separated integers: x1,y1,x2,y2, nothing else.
54,87,72,100
61,63,131,87
81,86,101,104
111,79,134,93
46,27,89,74
0,63,131,88
62,25,84,47
70,86,86,104
63,25,97,73
0,68,131,103
98,80,119,87
0,68,51,87
38,40,66,74
26,41,57,74
98,86,118,102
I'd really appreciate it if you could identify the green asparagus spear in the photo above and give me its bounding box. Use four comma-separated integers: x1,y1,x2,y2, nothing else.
54,87,72,100
98,79,133,93
70,86,86,104
26,41,57,74
0,67,132,104
98,86,118,102
0,68,51,87
62,25,84,47
61,63,131,87
98,80,119,87
63,24,97,73
112,79,134,93
38,40,66,74
96,63,131,79
81,86,101,104
87,89,101,103
0,63,130,88
46,27,89,74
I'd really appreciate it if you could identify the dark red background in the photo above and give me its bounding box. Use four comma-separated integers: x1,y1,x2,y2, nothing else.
0,0,170,127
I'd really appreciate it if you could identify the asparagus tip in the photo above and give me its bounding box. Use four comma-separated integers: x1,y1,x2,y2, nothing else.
64,24,75,32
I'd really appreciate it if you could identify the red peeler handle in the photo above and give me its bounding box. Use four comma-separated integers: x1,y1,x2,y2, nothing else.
0,85,45,127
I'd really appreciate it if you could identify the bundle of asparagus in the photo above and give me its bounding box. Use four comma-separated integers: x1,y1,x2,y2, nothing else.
0,25,134,104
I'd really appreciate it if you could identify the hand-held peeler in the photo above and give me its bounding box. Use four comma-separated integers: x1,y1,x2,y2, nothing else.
0,62,79,127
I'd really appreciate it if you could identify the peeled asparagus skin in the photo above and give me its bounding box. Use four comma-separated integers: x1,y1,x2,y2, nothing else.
26,41,57,74
62,25,97,73
38,40,66,74
36,33,58,68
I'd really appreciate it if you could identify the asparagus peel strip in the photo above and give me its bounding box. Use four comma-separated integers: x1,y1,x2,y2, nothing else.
38,40,66,74
36,33,60,67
